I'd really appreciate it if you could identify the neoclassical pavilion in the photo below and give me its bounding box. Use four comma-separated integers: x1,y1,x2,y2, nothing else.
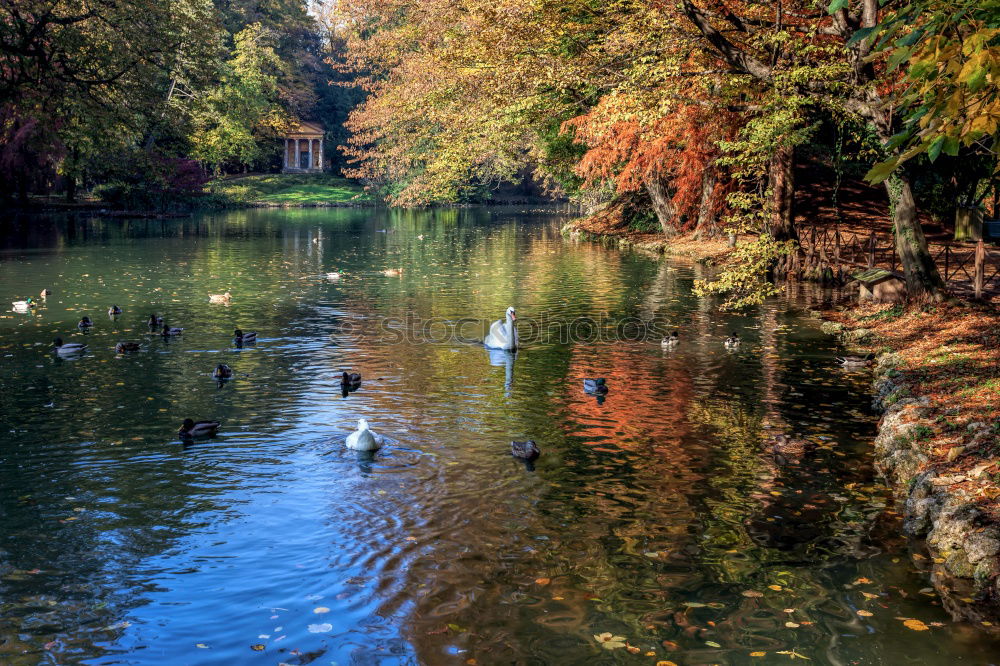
282,120,325,173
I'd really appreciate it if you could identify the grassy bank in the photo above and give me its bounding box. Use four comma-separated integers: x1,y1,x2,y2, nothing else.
207,173,373,206
561,219,736,263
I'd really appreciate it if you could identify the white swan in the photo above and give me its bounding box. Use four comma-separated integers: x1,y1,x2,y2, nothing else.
484,306,518,351
345,418,381,451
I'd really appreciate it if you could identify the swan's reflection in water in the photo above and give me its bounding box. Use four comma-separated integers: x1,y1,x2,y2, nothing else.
486,347,516,397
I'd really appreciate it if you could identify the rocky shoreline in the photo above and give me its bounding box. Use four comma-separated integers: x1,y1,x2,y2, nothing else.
821,317,1000,625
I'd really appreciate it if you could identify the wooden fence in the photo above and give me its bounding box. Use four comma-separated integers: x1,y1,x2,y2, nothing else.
795,227,1000,299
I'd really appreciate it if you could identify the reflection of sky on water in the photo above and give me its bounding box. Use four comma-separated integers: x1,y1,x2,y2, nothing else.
0,207,996,664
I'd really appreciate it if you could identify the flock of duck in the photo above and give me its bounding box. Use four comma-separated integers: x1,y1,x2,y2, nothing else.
13,289,277,444
13,291,872,464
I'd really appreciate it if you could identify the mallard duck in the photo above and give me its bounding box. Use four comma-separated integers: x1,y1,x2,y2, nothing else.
583,378,609,394
511,440,540,461
346,419,382,451
53,337,87,355
724,332,740,348
837,353,873,367
326,272,341,281
382,268,402,277
212,363,233,379
12,298,35,311
147,314,164,328
108,304,122,316
161,324,183,336
115,341,141,353
77,316,94,329
40,289,51,298
661,331,680,348
179,419,220,439
208,291,232,304
770,434,815,466
233,329,256,345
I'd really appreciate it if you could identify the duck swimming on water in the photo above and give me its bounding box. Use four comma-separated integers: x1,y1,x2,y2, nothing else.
147,314,164,328
837,353,873,367
233,329,256,345
108,305,122,316
345,419,382,451
724,332,740,348
115,341,141,353
661,331,679,348
179,419,220,439
161,324,183,336
78,316,94,329
212,363,233,379
53,337,87,355
510,440,540,461
583,378,608,394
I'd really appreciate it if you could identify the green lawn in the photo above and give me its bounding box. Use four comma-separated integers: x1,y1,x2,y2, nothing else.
209,173,372,205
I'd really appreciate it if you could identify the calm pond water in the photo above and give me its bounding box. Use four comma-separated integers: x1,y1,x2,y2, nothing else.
1,208,998,665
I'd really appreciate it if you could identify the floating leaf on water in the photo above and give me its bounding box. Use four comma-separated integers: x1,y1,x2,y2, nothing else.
785,622,800,628
313,607,330,614
196,644,209,648
448,623,467,633
705,641,721,647
777,649,811,659
307,623,332,633
534,578,551,585
857,610,873,617
861,592,879,599
742,590,764,598
684,602,706,608
750,652,766,657
251,644,265,651
656,661,679,666
903,619,929,631
594,632,626,650
768,585,783,591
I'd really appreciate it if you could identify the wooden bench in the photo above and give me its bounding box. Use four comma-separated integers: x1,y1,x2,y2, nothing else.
853,267,907,303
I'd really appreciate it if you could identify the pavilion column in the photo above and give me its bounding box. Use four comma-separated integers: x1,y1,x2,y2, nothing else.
308,139,314,171
283,139,289,169
296,139,302,169
318,139,323,171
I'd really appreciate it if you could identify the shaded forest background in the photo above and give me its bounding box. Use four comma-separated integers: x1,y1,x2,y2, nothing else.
3,0,1000,303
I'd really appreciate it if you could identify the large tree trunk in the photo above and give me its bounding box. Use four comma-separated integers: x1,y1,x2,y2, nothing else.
769,143,797,241
885,173,948,302
645,177,677,237
693,168,717,239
